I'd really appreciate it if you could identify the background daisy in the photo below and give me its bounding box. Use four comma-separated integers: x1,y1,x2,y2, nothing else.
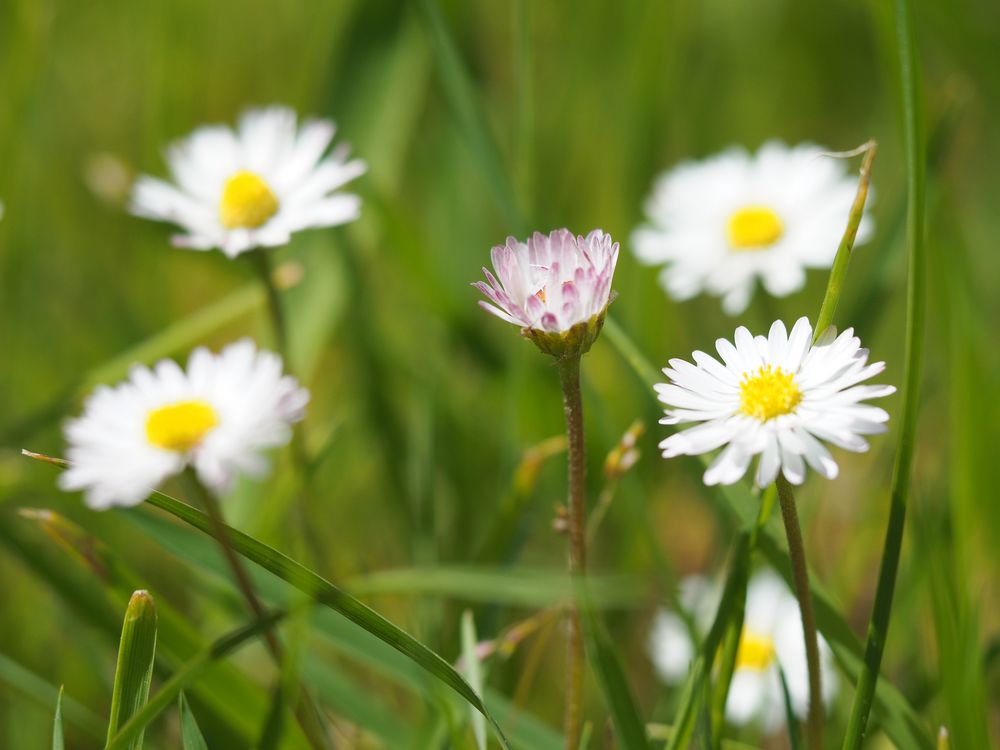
60,339,308,509
632,141,873,314
656,317,894,486
131,105,366,258
650,571,838,732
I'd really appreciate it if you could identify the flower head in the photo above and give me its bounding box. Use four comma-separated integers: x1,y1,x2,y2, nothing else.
632,141,872,314
131,105,366,258
60,339,309,509
656,317,894,486
474,229,619,357
650,571,838,732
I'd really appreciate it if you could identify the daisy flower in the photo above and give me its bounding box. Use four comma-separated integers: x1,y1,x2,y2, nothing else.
632,141,872,314
650,571,838,732
473,229,619,357
60,339,308,509
131,105,366,258
656,317,894,486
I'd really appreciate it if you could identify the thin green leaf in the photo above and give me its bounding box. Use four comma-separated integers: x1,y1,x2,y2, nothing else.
106,590,158,750
577,581,647,749
461,611,487,750
52,686,65,750
106,612,287,750
139,488,512,750
777,666,804,750
842,0,927,745
178,693,208,750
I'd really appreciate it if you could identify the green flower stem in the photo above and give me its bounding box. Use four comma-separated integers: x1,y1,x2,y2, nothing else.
557,354,587,750
249,249,289,360
181,469,283,660
813,141,878,338
777,475,823,750
842,0,926,745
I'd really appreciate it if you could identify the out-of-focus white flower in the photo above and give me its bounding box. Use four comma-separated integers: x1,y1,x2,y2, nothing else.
60,339,308,509
656,317,894,486
650,571,838,732
131,105,366,258
473,229,619,357
632,141,872,314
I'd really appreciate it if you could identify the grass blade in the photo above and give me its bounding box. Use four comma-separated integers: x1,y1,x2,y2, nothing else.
577,582,648,749
841,0,926,745
178,693,208,750
106,591,158,750
140,488,512,749
0,653,104,741
461,611,487,750
52,686,65,750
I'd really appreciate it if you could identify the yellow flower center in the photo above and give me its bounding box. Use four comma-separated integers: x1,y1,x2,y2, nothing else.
739,365,802,421
726,206,784,250
219,170,279,229
735,628,777,672
145,400,219,452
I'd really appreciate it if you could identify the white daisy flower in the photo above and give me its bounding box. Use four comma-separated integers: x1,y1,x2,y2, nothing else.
131,105,366,258
650,571,838,732
60,339,309,509
473,229,619,357
656,317,894,487
632,141,873,314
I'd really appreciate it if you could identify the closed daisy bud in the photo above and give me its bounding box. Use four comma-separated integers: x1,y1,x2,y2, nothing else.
656,317,895,487
131,105,366,258
632,141,873,315
60,339,309,509
473,229,619,358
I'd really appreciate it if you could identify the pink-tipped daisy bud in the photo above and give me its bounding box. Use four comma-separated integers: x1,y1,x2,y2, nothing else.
473,229,619,359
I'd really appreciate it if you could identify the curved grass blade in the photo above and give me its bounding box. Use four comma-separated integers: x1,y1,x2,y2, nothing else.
178,693,208,750
461,611,487,750
841,0,926,746
106,590,158,750
140,488,513,749
576,581,647,749
778,666,804,750
106,612,286,750
52,686,65,750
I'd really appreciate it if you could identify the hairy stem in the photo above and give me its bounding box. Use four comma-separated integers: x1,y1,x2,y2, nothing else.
777,475,823,750
557,354,586,750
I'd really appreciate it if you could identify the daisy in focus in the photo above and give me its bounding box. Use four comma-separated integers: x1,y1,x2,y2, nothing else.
650,571,838,732
131,105,366,258
473,228,619,357
632,141,872,314
60,339,308,509
656,317,894,486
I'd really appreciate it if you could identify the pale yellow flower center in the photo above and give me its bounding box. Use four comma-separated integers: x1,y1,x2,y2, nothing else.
739,365,802,421
146,400,219,452
726,205,784,250
219,171,279,229
735,628,777,672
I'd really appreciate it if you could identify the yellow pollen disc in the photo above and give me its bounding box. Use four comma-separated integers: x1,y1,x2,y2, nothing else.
146,400,219,452
726,205,784,250
219,170,279,229
739,365,802,421
735,628,777,672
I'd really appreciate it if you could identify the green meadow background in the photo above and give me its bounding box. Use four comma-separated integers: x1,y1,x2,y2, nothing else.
1,0,998,747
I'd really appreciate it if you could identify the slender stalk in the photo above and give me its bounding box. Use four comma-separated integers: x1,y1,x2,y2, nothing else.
777,476,823,750
249,250,289,359
557,354,586,750
181,468,283,659
813,141,878,337
842,0,925,745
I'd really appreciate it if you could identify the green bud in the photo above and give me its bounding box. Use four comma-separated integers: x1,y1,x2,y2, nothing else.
106,590,158,750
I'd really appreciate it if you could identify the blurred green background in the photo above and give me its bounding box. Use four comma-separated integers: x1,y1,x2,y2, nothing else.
1,0,998,747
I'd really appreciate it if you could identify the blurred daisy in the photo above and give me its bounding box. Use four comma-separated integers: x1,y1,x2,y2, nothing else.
650,571,838,732
473,229,619,357
632,141,872,314
132,105,366,258
656,317,894,486
60,339,308,509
